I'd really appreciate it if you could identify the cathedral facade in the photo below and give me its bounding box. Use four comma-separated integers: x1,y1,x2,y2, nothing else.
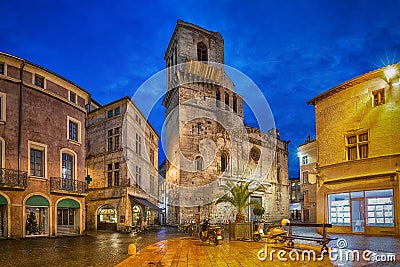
162,20,290,225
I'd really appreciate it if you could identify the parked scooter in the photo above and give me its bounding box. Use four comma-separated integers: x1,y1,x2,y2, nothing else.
200,219,223,245
253,221,287,242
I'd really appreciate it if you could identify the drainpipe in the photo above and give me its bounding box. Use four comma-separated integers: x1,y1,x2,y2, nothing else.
18,61,25,185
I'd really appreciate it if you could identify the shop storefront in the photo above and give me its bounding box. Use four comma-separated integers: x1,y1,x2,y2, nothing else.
130,196,161,226
327,189,395,234
25,195,50,236
97,204,117,231
57,198,81,235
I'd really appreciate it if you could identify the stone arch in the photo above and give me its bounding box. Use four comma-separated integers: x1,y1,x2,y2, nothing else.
55,196,83,235
23,193,52,237
97,204,117,231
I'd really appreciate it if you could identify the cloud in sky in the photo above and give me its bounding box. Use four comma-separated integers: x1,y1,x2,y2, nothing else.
1,0,399,177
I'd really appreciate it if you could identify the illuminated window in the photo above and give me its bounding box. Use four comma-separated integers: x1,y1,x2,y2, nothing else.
328,193,350,226
366,189,394,226
98,205,117,223
346,132,368,160
197,42,208,62
62,153,74,180
372,89,385,107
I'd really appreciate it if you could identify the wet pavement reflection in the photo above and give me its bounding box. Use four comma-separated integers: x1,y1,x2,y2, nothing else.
1,226,400,266
0,226,187,267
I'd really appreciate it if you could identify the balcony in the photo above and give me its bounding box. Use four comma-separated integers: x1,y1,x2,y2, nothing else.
0,168,27,189
50,177,87,195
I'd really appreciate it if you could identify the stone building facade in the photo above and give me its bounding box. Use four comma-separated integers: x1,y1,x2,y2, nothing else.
0,52,91,238
162,20,290,225
289,177,301,220
297,138,317,223
85,97,160,232
308,63,400,235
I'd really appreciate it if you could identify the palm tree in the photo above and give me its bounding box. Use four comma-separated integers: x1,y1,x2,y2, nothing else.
216,180,262,223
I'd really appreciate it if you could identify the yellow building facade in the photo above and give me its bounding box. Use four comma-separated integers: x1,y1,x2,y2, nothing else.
308,63,400,236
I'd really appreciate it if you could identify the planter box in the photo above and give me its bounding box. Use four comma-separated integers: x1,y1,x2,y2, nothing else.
229,222,253,241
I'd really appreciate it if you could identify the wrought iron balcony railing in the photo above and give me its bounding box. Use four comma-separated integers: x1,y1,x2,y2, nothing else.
50,177,87,194
0,168,28,188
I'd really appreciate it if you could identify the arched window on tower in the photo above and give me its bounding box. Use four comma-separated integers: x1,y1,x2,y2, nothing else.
197,42,208,62
216,90,221,107
233,95,237,113
195,156,203,171
221,154,228,172
225,92,229,110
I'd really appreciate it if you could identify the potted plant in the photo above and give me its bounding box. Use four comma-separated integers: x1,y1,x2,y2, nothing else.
216,180,263,240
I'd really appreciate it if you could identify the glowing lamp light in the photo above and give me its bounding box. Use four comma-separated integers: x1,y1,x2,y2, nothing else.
384,65,398,80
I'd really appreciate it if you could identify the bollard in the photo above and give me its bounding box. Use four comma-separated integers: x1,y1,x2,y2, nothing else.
128,243,137,256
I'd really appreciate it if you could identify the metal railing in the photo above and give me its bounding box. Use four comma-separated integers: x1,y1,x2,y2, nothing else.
50,177,87,194
0,168,27,188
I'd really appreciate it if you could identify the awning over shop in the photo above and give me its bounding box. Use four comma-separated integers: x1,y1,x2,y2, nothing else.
290,203,301,211
130,196,161,212
0,195,7,205
58,199,80,208
26,195,49,207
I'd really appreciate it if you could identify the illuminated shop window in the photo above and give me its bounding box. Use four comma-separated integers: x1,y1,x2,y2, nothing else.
328,193,350,226
98,205,117,223
366,189,394,226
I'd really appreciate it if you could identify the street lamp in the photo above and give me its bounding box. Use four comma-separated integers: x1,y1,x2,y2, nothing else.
384,65,398,84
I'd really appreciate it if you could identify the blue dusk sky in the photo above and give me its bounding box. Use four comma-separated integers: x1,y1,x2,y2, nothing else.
1,0,399,178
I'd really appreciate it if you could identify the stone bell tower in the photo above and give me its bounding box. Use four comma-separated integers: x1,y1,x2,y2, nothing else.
162,20,290,225
162,20,246,224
